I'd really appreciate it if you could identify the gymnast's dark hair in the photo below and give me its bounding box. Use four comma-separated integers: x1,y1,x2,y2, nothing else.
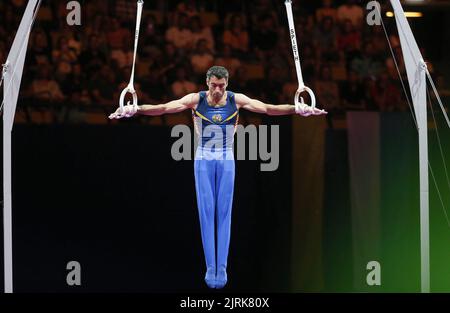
206,66,229,81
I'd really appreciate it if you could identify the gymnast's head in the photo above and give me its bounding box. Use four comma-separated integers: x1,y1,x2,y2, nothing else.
206,66,229,100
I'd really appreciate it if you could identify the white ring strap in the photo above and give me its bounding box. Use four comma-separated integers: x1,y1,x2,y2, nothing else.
284,0,316,109
118,0,144,116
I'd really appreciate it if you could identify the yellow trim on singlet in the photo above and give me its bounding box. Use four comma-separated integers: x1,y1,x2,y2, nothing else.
194,110,213,123
222,110,238,123
193,109,239,125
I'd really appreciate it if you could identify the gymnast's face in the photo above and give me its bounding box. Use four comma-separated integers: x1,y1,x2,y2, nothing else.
207,76,228,100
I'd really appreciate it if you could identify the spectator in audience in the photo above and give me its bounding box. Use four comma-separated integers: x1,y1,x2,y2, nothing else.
158,42,185,82
52,36,78,79
142,14,165,56
11,0,26,10
89,65,116,106
223,14,249,55
106,17,131,51
214,45,241,77
337,0,364,28
291,13,314,45
313,16,339,63
2,3,19,33
252,14,279,59
220,0,246,13
385,46,406,80
315,64,340,112
29,28,52,68
175,0,199,18
190,16,215,53
110,36,134,69
337,18,361,67
362,77,378,111
248,0,276,24
79,34,108,76
264,37,292,78
61,64,92,123
196,0,217,12
171,67,197,98
260,66,283,103
369,71,404,112
341,70,365,110
351,42,382,79
67,29,83,57
389,34,401,50
316,0,337,24
300,43,318,81
30,65,65,101
165,13,195,50
190,39,215,78
61,63,91,106
141,68,169,102
230,66,251,94
88,14,110,37
115,0,136,26
370,25,388,60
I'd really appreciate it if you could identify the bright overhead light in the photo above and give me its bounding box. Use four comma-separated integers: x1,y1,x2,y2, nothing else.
386,11,423,18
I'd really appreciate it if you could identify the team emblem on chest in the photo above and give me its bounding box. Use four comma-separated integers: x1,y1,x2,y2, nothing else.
212,114,223,123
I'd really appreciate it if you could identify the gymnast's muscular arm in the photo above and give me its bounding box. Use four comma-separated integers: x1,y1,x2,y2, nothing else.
108,93,199,119
234,93,327,116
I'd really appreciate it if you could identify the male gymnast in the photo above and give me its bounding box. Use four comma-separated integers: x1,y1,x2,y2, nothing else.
109,65,327,289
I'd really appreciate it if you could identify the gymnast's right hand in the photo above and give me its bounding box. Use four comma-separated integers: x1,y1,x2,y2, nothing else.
108,104,138,119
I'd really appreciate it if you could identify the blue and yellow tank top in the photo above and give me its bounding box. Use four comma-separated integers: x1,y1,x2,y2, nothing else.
192,91,239,149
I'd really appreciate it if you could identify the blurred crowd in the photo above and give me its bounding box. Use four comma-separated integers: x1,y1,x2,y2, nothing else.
1,0,448,125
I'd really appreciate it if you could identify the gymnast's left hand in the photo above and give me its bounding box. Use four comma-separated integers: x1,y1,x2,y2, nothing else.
295,103,327,117
108,104,138,119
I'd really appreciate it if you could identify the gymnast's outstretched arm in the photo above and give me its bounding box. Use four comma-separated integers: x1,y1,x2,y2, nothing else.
108,93,199,119
234,93,327,117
